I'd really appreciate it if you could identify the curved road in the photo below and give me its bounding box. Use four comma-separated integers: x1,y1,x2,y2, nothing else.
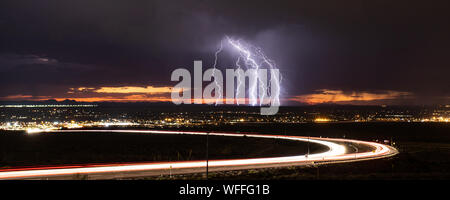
0,130,398,180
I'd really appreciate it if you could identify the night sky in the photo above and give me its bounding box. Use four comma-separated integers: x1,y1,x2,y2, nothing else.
0,0,449,105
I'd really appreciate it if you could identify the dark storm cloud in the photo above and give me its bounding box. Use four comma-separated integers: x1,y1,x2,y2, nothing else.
0,0,449,104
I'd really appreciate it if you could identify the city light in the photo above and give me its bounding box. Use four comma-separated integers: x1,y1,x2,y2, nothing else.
314,118,331,123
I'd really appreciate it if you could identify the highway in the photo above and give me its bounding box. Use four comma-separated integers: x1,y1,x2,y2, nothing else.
0,130,398,180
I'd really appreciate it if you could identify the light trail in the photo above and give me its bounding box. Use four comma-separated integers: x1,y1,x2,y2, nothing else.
0,130,398,180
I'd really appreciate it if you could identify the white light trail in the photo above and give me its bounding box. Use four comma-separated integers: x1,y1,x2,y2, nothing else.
0,130,397,180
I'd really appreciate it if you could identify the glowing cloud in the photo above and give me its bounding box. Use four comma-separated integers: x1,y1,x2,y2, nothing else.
94,86,173,94
48,95,172,102
291,89,412,105
0,94,50,100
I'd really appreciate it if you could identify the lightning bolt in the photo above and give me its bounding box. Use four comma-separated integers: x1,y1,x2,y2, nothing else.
235,56,243,105
212,40,223,105
207,36,281,107
226,37,260,105
259,49,282,106
225,36,280,106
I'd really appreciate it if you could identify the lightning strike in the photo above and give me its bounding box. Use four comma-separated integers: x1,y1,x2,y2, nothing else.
171,36,281,114
225,36,280,106
212,40,224,105
235,56,243,105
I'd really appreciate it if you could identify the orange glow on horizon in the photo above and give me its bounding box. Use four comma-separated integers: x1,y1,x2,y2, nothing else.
94,86,173,94
314,118,331,122
28,96,260,104
42,96,173,102
290,89,412,105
